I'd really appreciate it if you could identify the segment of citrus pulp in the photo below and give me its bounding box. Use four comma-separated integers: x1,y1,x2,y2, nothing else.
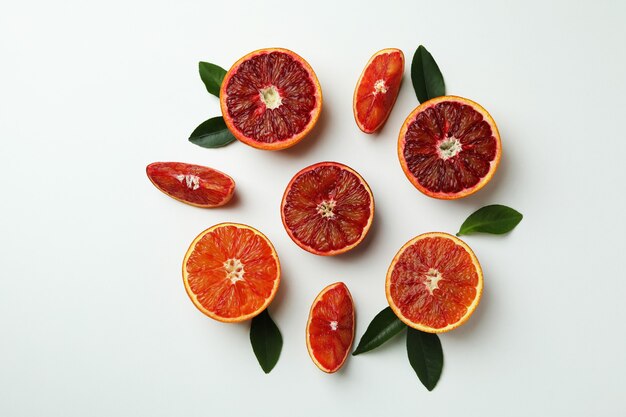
146,162,235,208
398,96,502,199
182,223,280,323
220,48,322,151
306,282,355,373
386,232,483,333
281,162,374,256
353,48,404,133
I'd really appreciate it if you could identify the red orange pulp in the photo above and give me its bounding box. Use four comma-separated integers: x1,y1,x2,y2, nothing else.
386,232,483,333
182,223,280,323
146,162,235,208
281,162,374,256
220,48,322,150
398,96,501,199
353,48,404,133
306,282,355,373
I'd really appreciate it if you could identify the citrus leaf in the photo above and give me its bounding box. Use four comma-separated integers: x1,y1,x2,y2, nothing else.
353,307,406,355
457,204,523,236
199,61,227,97
411,45,445,103
406,328,443,391
250,309,282,374
188,116,236,148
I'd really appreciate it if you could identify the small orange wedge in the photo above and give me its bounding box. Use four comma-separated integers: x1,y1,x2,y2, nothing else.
146,162,235,208
353,48,404,133
306,282,355,373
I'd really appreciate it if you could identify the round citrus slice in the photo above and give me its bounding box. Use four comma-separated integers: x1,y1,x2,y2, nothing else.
220,48,322,151
353,48,404,133
386,232,483,333
306,282,355,373
281,162,374,256
398,96,502,199
182,223,280,323
146,162,235,208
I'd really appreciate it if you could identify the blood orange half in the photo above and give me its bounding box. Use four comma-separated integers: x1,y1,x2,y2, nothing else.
398,96,502,199
281,162,374,256
146,162,235,208
306,282,355,373
220,48,322,151
386,232,483,333
182,223,280,323
353,48,404,133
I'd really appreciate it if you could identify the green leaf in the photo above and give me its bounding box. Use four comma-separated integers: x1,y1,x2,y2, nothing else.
406,328,443,391
188,116,236,148
199,61,227,97
457,204,523,236
411,45,445,103
353,307,406,355
250,309,282,374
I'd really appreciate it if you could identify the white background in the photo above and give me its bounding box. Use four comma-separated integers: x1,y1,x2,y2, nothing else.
1,1,625,416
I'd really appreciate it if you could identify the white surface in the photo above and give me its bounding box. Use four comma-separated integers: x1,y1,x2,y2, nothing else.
1,1,625,416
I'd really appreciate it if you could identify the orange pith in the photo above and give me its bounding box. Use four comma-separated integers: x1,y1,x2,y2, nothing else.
146,162,235,208
220,48,322,151
353,48,404,133
182,223,280,323
280,162,374,256
306,282,355,373
386,232,483,333
398,96,502,199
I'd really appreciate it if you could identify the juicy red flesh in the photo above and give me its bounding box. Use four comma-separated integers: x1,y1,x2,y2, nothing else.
185,225,278,319
224,51,318,144
355,50,403,133
282,164,372,254
389,237,478,329
403,101,497,194
146,162,234,207
308,283,354,372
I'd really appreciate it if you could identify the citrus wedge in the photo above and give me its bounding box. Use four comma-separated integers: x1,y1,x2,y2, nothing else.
146,162,235,208
306,282,355,373
353,48,404,133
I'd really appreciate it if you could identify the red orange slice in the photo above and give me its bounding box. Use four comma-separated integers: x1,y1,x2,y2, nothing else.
353,48,404,133
146,162,235,208
281,162,374,256
398,96,502,199
306,282,355,373
386,232,483,333
182,223,280,323
220,48,322,150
